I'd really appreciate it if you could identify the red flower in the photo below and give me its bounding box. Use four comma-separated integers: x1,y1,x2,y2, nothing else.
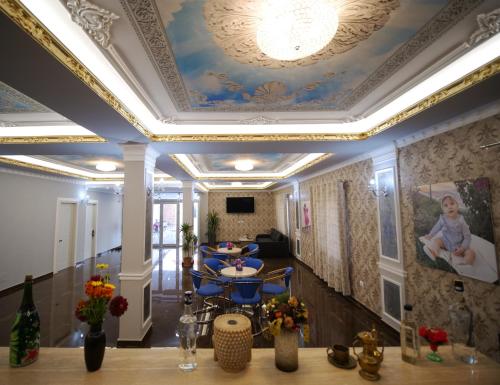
419,326,447,346
109,295,128,317
418,326,428,338
75,300,88,322
90,275,102,282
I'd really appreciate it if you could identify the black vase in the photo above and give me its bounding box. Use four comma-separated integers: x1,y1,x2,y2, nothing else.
84,324,106,372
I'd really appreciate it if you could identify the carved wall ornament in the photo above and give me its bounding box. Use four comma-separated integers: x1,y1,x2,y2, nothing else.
240,116,278,125
0,120,17,127
66,0,119,49
203,0,399,69
468,8,500,46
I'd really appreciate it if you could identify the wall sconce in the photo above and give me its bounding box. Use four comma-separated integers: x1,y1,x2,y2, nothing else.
368,178,388,197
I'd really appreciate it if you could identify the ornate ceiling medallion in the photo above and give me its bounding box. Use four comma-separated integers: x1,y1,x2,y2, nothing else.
204,0,399,68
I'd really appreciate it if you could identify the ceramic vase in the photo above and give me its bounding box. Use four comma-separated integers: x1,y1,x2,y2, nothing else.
84,324,106,372
274,330,299,372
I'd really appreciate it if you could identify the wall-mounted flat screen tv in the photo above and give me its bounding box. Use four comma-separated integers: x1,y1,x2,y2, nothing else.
226,197,254,213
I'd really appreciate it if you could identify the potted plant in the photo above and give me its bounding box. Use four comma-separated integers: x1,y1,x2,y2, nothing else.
74,264,128,372
206,210,220,247
180,223,197,267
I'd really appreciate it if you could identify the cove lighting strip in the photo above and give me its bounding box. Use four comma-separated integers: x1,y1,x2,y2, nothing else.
203,182,274,190
17,0,500,137
173,153,326,179
0,155,123,179
0,125,99,138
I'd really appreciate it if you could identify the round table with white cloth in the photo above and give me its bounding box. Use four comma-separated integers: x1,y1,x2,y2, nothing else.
220,266,257,278
217,247,242,256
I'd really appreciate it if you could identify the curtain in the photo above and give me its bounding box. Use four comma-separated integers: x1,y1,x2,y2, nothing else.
308,181,351,295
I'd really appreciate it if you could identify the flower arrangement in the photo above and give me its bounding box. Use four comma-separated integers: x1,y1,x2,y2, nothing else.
232,258,245,271
227,241,234,250
266,294,309,342
419,326,448,362
75,264,128,328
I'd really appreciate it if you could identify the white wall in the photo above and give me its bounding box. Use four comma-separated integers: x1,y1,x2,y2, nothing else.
0,168,122,291
88,190,122,254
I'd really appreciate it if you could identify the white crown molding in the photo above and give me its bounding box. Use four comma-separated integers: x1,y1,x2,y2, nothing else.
395,100,500,148
0,165,85,185
66,0,119,48
298,101,500,183
271,183,293,192
468,7,500,46
240,116,279,125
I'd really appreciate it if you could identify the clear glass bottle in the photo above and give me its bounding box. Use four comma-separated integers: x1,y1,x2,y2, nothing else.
9,275,40,367
178,291,197,371
449,280,477,364
400,304,419,364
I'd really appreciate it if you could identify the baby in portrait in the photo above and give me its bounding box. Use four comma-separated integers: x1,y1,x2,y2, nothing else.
425,194,476,265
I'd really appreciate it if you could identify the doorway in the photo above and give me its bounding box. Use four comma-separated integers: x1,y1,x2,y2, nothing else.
53,199,78,273
153,199,183,247
83,201,97,260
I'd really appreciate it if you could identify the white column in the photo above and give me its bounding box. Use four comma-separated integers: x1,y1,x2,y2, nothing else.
118,144,159,343
182,181,194,226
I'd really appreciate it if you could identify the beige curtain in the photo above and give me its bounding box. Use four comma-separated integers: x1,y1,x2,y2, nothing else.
308,181,351,295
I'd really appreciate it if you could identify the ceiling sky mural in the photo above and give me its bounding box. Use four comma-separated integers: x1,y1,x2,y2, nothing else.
152,0,450,111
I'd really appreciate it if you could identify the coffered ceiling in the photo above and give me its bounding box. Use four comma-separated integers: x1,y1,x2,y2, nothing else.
0,0,499,190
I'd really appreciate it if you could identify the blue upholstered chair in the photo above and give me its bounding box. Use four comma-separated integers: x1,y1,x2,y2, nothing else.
191,270,226,322
203,258,232,285
211,252,229,262
199,245,212,259
262,267,293,296
241,243,259,258
241,257,264,275
230,278,263,306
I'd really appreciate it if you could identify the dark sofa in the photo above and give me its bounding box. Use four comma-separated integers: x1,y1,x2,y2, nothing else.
255,228,290,258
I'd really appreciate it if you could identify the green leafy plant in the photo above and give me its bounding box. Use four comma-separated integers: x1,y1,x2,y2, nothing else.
206,210,220,247
180,223,197,266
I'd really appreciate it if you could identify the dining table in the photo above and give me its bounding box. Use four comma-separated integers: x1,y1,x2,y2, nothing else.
220,266,257,278
217,247,242,257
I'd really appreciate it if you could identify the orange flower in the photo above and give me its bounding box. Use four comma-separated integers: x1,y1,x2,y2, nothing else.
85,280,114,299
274,311,282,319
284,316,295,329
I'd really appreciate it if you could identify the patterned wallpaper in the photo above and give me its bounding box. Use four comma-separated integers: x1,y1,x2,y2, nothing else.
208,191,276,242
282,160,381,315
399,114,500,360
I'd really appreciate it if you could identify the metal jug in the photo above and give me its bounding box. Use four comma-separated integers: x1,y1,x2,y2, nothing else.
352,326,384,381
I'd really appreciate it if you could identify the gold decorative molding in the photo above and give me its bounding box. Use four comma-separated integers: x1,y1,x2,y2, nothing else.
368,58,500,137
170,153,332,181
0,0,151,141
0,135,106,144
204,183,276,190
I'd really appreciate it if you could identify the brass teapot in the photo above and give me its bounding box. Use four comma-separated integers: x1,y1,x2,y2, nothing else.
352,326,384,381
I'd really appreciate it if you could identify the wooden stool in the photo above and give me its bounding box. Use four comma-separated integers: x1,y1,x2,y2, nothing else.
213,314,253,372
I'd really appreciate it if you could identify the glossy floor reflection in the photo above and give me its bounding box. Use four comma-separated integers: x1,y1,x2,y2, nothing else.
0,248,399,348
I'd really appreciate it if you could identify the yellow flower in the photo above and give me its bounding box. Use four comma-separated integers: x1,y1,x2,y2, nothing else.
104,283,116,289
96,263,109,270
303,325,310,343
269,318,283,336
91,281,103,287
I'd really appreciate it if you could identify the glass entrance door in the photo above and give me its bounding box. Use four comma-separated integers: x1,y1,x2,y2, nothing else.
153,200,181,247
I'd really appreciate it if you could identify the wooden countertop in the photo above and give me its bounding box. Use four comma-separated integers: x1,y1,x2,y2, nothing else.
0,347,498,385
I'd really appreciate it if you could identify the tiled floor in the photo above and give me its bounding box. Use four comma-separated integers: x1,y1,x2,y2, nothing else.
0,248,399,348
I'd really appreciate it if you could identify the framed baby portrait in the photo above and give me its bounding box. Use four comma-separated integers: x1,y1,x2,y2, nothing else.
413,178,498,284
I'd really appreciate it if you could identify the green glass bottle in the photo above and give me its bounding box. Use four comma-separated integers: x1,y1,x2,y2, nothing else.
9,275,40,367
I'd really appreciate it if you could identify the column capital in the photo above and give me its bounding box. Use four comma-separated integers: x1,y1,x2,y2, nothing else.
121,144,160,163
181,180,194,189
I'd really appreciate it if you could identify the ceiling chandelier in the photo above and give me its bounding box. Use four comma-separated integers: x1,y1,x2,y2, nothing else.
256,0,339,61
95,162,117,172
234,160,255,171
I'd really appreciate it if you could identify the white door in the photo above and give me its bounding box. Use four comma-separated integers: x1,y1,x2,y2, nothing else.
55,202,76,272
84,203,97,260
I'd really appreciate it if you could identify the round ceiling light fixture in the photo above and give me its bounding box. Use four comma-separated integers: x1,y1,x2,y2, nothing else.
256,0,339,61
95,162,117,172
234,160,254,171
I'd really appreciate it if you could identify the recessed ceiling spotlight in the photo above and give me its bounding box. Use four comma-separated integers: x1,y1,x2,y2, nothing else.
256,0,339,61
95,162,117,172
234,160,254,171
